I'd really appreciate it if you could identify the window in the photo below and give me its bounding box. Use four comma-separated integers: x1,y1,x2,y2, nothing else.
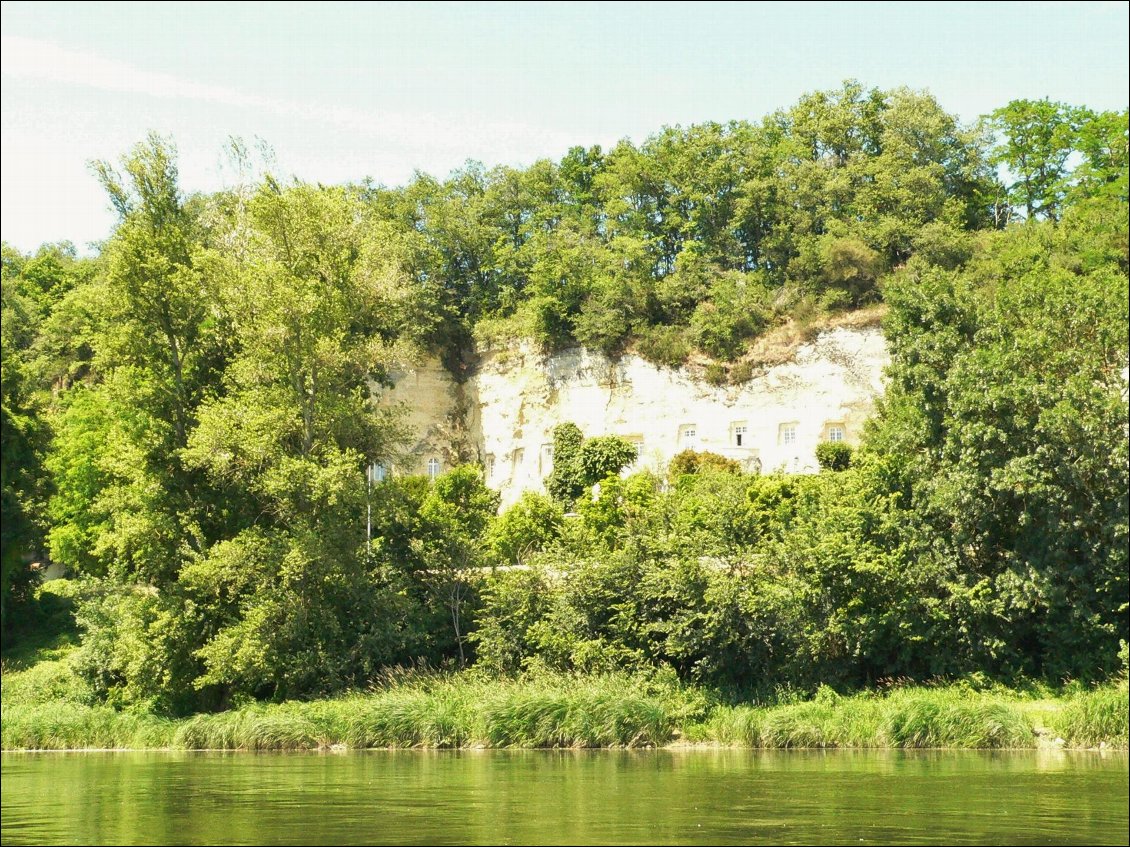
370,463,386,483
680,425,697,449
486,455,496,479
512,448,525,475
828,426,844,443
733,424,748,447
540,443,554,474
427,458,441,479
620,437,644,466
780,423,797,446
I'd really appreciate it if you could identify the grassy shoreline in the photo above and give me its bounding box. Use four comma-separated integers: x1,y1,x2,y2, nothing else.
3,667,1126,752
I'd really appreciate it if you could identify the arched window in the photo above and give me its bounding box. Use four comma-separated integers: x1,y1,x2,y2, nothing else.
427,458,441,479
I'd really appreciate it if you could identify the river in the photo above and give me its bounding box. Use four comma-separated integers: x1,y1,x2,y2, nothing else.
2,749,1127,845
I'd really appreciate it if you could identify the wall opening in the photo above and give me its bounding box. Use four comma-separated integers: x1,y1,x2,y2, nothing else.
679,424,698,451
732,422,749,447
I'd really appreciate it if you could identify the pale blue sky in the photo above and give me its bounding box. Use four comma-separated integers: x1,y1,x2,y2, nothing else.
2,1,1127,252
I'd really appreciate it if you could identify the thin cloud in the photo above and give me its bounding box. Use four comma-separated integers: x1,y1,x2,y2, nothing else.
0,35,574,164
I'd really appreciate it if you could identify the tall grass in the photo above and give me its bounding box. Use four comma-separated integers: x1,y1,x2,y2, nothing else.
3,672,1126,751
3,672,679,751
2,703,174,750
702,687,1041,749
1048,683,1129,748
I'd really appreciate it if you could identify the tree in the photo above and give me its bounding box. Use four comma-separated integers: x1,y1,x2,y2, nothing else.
485,491,563,567
48,136,224,585
177,176,419,702
1,255,50,630
578,436,638,486
413,466,500,665
545,422,585,505
1071,108,1129,204
987,99,1078,221
869,211,1129,678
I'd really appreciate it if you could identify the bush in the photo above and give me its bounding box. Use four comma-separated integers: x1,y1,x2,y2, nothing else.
636,325,691,368
668,450,742,479
485,492,564,567
820,236,882,306
690,302,755,360
815,441,853,471
729,361,755,384
703,363,727,385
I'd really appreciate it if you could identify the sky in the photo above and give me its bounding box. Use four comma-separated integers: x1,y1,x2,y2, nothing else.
2,1,1128,253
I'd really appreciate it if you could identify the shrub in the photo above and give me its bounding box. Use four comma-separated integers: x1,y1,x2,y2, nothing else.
690,302,754,360
545,423,586,505
636,325,691,368
668,450,742,479
815,441,853,471
729,361,755,384
704,363,727,385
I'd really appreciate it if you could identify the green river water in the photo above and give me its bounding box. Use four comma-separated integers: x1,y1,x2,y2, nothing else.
2,749,1127,845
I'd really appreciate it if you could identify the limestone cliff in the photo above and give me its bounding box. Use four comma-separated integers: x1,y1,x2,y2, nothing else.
375,325,889,506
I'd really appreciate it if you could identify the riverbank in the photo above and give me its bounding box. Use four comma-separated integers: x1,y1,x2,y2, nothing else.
3,660,1126,751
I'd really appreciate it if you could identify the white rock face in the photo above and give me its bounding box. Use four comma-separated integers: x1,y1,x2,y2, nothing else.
373,360,462,480
377,326,889,506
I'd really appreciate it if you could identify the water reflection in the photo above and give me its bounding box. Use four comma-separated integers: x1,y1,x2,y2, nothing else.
2,749,1127,846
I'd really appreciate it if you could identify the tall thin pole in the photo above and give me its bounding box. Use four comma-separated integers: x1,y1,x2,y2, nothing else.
366,463,372,555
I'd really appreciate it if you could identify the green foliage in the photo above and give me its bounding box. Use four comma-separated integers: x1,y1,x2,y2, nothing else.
577,436,638,486
545,425,635,508
0,242,94,630
412,466,501,665
870,207,1129,680
814,441,853,471
545,422,585,505
485,492,563,567
7,674,1127,750
635,325,691,367
818,237,882,306
667,449,742,479
988,101,1129,221
363,81,1003,362
2,89,1127,717
1049,683,1129,747
471,568,554,673
1,266,50,629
